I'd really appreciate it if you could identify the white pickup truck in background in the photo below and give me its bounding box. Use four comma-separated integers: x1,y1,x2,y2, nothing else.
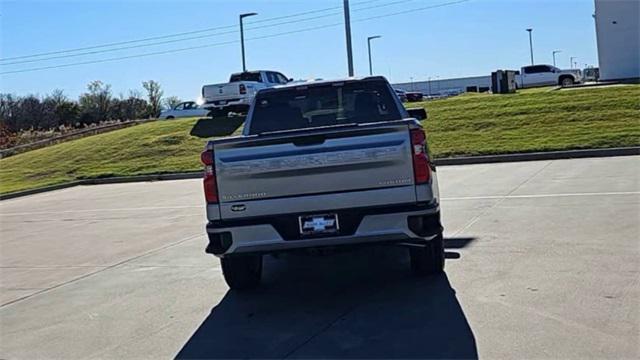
517,64,583,88
201,70,290,116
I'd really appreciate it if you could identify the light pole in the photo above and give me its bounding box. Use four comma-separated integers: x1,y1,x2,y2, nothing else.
240,12,257,72
367,35,381,76
570,57,577,69
526,28,534,65
552,50,562,67
343,0,354,76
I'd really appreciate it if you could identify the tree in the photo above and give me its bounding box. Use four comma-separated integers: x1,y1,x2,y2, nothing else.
79,80,112,124
17,95,45,129
142,80,163,118
0,94,18,132
54,101,80,127
49,89,67,107
109,91,148,120
163,96,182,110
45,89,78,128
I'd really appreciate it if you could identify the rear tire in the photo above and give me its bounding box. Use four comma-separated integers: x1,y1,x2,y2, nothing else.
221,254,262,290
410,232,445,276
560,76,574,87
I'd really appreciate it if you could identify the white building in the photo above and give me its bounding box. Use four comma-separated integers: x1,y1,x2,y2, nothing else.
594,0,640,81
393,75,491,95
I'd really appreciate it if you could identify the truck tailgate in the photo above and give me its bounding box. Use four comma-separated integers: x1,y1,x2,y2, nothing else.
203,83,240,101
203,82,258,103
213,123,416,219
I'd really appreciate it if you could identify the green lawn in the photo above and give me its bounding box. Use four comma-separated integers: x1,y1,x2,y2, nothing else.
1,85,639,195
421,85,640,157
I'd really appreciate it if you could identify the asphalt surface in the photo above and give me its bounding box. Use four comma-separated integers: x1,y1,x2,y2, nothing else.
1,156,638,359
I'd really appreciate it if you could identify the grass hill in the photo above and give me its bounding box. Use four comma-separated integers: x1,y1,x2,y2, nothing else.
1,85,638,195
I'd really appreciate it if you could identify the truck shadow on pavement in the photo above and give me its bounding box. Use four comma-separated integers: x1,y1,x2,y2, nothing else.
176,239,477,359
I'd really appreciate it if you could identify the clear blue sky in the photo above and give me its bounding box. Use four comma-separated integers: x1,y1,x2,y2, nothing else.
0,0,598,101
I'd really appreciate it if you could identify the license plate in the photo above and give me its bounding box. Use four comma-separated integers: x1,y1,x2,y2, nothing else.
217,100,227,105
299,214,339,235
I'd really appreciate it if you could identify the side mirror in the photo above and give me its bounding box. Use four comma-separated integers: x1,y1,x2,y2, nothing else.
407,108,427,121
288,78,294,82
190,116,246,138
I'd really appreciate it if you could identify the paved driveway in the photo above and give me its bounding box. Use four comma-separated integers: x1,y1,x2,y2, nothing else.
1,156,638,358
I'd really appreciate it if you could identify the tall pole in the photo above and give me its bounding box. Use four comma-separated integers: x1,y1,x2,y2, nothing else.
428,77,432,95
240,12,257,72
570,57,577,69
367,35,381,76
552,50,561,67
344,0,354,76
526,28,534,65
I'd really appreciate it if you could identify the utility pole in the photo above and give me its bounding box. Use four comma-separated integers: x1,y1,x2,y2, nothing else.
240,12,257,72
570,57,577,69
367,35,381,76
526,28,534,65
552,50,562,67
344,0,354,76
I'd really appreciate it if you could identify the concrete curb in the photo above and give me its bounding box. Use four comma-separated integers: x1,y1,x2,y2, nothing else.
2,147,638,201
80,172,202,185
433,147,640,166
0,181,84,201
0,173,202,201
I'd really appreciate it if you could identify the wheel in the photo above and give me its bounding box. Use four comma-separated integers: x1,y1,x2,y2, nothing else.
221,254,262,290
410,232,445,276
560,77,574,87
166,116,175,119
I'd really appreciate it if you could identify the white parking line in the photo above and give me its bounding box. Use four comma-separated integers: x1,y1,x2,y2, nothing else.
0,205,202,216
442,191,640,201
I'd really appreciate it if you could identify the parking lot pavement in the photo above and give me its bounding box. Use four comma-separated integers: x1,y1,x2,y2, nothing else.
1,156,638,359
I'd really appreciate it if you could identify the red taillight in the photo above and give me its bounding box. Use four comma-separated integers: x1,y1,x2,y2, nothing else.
200,150,213,166
410,128,431,184
200,149,218,203
239,83,246,95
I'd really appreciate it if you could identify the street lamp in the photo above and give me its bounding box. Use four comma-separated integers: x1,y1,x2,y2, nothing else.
570,56,577,69
239,12,258,72
367,35,381,76
526,28,534,65
344,0,354,77
552,50,562,67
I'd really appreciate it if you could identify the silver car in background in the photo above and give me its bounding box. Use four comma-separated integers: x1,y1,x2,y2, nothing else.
159,101,209,119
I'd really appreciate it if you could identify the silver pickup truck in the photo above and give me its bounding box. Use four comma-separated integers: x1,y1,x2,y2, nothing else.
198,76,443,290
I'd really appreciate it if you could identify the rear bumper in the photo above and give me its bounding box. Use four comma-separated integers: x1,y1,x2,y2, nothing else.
205,203,441,256
204,97,252,110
